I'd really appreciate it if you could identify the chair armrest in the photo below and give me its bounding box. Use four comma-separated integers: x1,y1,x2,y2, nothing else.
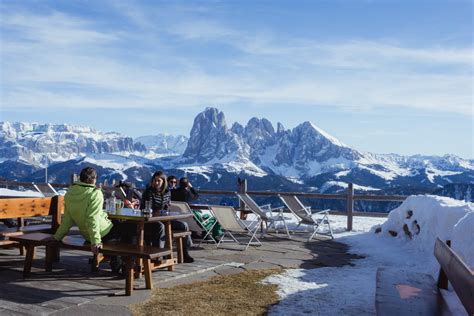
270,206,285,211
313,209,330,215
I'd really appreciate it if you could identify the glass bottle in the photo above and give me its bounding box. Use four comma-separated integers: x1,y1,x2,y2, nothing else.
109,190,116,213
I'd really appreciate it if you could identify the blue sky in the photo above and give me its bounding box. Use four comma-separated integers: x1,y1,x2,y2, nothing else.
0,0,472,158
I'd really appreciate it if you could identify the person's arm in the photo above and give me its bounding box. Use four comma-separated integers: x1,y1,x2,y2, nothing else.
189,187,199,201
162,191,171,210
140,189,149,209
85,189,105,247
53,205,74,241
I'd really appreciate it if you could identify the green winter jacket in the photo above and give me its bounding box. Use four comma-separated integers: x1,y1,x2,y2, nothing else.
54,182,112,245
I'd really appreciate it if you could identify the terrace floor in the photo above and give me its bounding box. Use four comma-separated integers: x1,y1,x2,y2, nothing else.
0,233,361,315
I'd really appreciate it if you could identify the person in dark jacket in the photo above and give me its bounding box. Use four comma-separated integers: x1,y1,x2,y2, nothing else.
141,171,194,263
171,177,223,241
171,177,199,203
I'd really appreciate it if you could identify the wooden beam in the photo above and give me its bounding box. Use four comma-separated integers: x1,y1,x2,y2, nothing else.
346,183,354,231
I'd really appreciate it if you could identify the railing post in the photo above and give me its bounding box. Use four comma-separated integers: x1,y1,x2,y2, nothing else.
437,240,451,289
70,173,77,185
347,182,354,231
238,178,248,219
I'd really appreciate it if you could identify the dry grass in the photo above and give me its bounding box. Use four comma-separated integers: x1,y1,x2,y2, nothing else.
131,268,283,316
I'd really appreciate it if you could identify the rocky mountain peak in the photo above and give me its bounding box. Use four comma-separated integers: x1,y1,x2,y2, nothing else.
243,117,277,160
230,122,244,136
276,122,286,134
182,107,247,163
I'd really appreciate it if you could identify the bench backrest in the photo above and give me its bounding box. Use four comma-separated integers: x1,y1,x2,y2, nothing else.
0,196,64,231
434,238,474,315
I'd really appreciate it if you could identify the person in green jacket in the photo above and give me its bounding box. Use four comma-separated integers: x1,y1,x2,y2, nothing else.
53,167,133,255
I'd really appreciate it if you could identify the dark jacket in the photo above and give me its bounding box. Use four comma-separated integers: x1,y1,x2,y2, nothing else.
171,187,199,203
141,187,171,211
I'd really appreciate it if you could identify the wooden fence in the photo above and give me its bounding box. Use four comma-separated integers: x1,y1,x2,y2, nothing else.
0,178,408,231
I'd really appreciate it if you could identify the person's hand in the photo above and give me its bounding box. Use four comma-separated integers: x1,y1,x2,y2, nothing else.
91,243,103,254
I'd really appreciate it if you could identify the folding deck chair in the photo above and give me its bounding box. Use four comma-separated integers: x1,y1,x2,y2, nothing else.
278,194,334,240
236,193,290,238
169,201,217,245
209,205,262,251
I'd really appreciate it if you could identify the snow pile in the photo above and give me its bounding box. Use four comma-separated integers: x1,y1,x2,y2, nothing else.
377,195,474,273
0,188,44,197
452,212,474,269
264,195,473,315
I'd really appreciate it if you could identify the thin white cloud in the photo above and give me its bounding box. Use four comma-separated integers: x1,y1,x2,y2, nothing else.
2,11,119,45
1,4,472,119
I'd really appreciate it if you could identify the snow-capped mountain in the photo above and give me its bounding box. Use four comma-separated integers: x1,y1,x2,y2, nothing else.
0,122,186,167
1,108,473,207
135,134,188,155
162,107,473,188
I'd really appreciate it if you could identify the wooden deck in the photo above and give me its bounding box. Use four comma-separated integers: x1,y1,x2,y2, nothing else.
0,246,227,315
0,232,358,315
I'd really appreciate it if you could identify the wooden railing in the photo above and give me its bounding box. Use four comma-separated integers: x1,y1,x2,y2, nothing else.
0,178,408,231
189,179,406,230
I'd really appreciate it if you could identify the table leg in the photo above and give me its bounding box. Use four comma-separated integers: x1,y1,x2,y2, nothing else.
165,222,174,271
136,222,144,278
24,245,34,278
45,244,53,272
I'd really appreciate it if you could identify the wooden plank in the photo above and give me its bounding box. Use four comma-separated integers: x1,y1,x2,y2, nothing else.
354,194,407,201
376,268,445,316
434,238,474,315
246,190,348,199
329,211,389,218
0,224,52,237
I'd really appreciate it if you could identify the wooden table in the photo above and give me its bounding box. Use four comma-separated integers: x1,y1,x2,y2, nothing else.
107,208,192,276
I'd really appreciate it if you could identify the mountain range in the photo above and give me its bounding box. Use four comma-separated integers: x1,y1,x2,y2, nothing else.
1,108,473,209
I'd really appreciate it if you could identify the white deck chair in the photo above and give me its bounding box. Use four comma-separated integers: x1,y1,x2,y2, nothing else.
278,194,334,240
236,193,290,238
169,201,217,244
210,205,262,251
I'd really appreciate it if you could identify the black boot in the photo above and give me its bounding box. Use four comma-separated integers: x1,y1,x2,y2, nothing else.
183,246,194,263
109,256,123,275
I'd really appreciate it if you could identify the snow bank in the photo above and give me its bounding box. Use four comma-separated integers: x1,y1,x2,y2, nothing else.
452,212,474,269
264,194,473,315
0,188,44,197
377,195,473,272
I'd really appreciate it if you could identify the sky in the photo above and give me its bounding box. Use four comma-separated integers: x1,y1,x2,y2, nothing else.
0,0,473,158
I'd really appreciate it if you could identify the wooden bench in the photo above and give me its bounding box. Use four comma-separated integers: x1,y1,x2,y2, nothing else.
0,196,63,253
376,238,474,315
9,232,172,296
173,230,192,264
434,238,474,315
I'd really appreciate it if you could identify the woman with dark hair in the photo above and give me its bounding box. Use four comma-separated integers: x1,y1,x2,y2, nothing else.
141,171,194,263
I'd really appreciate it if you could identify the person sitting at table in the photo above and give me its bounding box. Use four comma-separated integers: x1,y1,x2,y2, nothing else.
171,177,223,241
167,175,178,191
171,177,198,202
141,171,194,263
52,167,135,273
115,180,141,209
